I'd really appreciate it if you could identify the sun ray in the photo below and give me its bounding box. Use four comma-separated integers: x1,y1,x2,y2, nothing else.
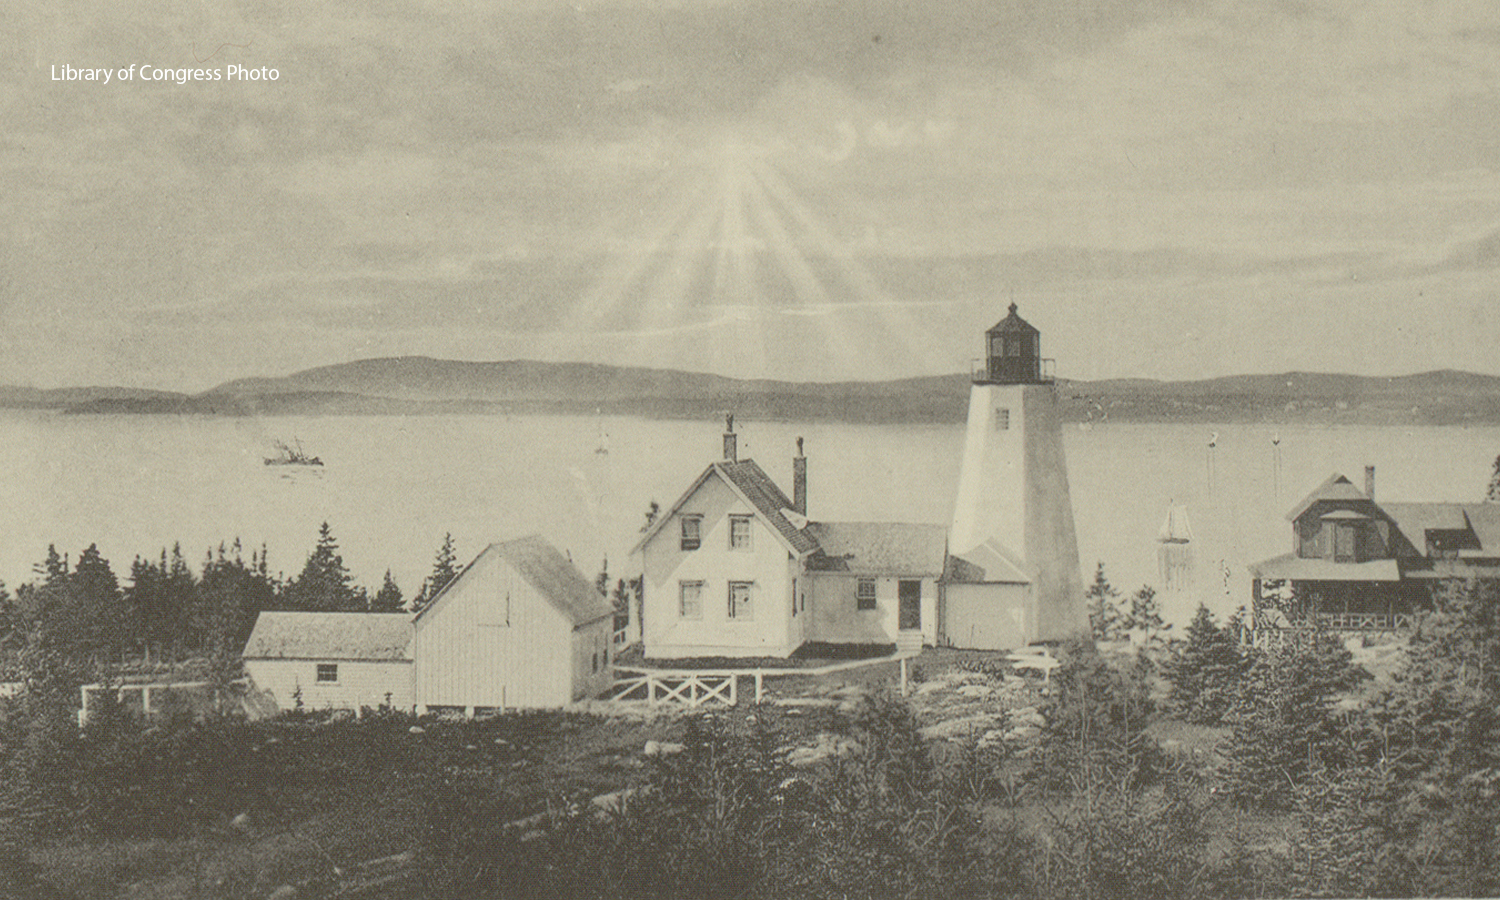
737,166,874,378
748,158,934,370
637,187,725,335
557,172,716,337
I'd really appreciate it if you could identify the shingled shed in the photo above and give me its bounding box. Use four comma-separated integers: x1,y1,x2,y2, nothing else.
413,534,616,712
242,611,414,713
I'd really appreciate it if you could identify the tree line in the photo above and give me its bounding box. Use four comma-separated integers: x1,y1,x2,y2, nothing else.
0,525,468,671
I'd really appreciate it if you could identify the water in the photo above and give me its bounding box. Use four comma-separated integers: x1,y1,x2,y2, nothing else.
4,410,1497,627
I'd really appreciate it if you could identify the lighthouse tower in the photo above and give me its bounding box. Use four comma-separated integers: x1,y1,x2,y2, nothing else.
948,304,1086,644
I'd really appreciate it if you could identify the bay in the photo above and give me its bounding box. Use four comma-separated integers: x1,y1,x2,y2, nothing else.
3,410,1497,628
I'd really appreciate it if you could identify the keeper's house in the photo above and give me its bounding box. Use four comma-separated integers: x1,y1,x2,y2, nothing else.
242,611,414,713
632,422,942,659
413,534,616,712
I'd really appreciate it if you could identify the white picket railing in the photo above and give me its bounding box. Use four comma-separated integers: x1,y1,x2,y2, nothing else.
609,672,736,707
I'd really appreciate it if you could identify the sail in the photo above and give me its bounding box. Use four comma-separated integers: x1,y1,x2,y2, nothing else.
1158,504,1192,544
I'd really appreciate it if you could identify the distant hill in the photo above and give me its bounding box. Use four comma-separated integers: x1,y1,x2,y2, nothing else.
5,359,1500,425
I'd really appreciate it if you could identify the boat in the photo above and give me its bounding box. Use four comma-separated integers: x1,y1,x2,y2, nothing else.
264,438,323,466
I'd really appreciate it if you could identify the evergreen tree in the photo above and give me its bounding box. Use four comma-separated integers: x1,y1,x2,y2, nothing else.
1362,577,1500,896
1488,454,1500,503
196,540,277,654
1084,562,1125,641
283,523,360,612
1034,637,1162,796
1163,604,1250,725
372,570,404,612
411,533,460,615
1219,629,1368,809
1120,585,1171,644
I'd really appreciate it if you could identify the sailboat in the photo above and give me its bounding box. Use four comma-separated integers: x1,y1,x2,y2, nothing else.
1157,503,1193,592
594,409,609,456
264,438,323,466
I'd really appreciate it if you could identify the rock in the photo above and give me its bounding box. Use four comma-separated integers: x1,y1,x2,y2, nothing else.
494,738,512,748
744,715,757,724
773,697,838,708
643,740,685,757
465,744,478,751
915,681,948,695
957,684,993,698
408,725,426,735
230,812,253,834
268,886,298,900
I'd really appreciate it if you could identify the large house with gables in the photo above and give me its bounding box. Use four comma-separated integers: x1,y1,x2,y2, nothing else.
632,424,943,658
1249,467,1500,633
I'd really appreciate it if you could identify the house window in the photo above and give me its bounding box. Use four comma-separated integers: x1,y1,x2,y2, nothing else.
680,516,702,550
315,663,338,683
729,515,753,550
1334,523,1356,563
994,408,1010,431
856,578,877,611
728,581,753,620
679,581,704,619
791,578,798,616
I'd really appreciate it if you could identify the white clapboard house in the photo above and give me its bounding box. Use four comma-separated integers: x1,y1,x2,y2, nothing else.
632,423,943,659
242,611,414,713
413,534,616,713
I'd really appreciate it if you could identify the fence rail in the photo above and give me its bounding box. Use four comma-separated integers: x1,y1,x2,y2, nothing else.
1313,612,1417,631
608,672,736,707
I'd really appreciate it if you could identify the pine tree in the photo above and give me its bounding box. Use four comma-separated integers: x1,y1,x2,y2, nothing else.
1120,585,1171,644
412,533,460,615
1487,454,1500,503
1084,562,1125,641
1219,629,1368,809
283,523,360,612
372,570,404,612
197,540,277,654
1163,604,1249,725
1362,577,1500,896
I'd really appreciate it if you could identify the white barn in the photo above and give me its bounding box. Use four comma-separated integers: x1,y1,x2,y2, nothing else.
242,612,414,713
413,535,616,712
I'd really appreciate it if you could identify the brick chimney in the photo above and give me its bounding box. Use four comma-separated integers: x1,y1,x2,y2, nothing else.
793,437,807,516
1365,465,1376,500
722,413,737,462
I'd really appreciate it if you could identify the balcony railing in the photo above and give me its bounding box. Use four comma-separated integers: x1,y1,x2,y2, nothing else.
970,358,1056,384
1314,612,1416,632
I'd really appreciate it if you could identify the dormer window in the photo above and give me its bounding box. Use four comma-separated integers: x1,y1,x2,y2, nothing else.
680,515,702,551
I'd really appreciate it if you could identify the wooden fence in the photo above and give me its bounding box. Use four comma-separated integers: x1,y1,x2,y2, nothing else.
609,671,736,707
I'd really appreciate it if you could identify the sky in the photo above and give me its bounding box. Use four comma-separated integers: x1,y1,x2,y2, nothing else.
4,0,1500,390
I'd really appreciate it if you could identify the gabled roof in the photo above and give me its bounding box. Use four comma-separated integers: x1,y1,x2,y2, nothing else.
416,535,614,628
944,538,1033,584
803,522,947,576
243,612,413,661
631,459,820,557
1286,473,1371,521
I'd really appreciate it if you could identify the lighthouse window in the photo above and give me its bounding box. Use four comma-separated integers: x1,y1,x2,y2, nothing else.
994,408,1010,431
1006,337,1022,357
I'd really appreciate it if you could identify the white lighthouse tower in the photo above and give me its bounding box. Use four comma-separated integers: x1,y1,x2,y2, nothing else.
947,304,1086,645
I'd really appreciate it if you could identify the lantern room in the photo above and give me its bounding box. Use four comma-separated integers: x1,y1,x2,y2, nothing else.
979,303,1049,385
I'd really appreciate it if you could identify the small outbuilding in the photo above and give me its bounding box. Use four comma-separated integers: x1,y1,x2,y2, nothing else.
242,611,414,713
413,534,616,712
